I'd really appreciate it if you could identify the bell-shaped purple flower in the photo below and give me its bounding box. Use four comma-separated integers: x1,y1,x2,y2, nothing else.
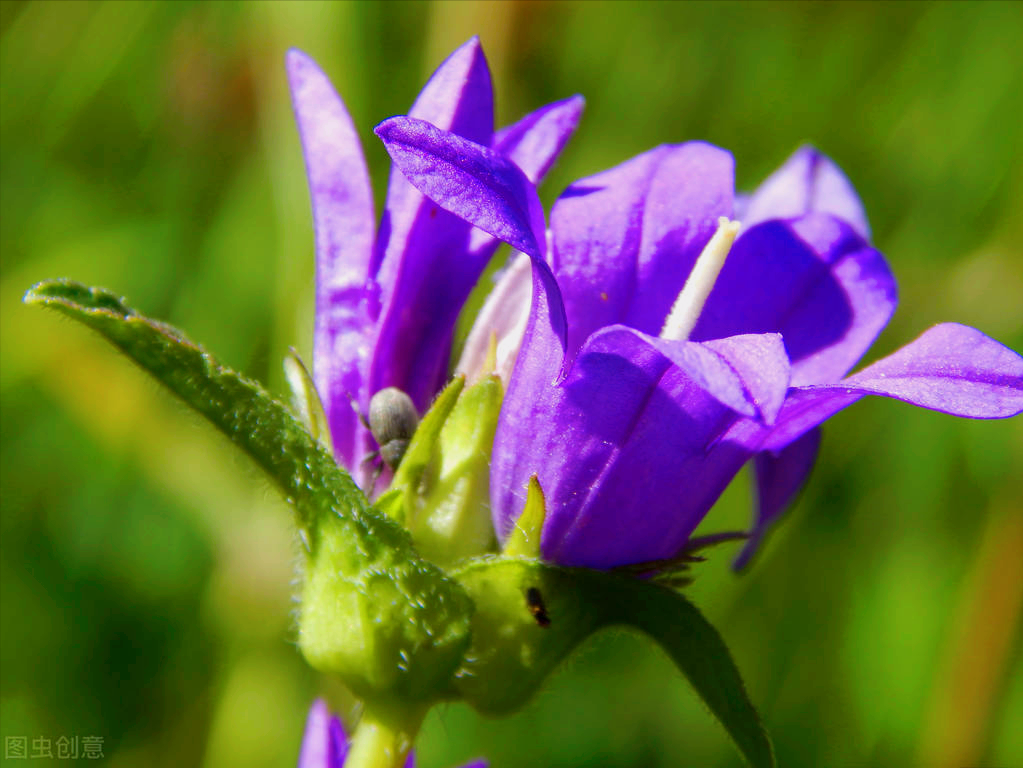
287,39,582,485
298,700,485,768
375,117,1023,570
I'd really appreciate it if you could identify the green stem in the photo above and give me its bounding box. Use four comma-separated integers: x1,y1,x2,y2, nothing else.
343,706,425,768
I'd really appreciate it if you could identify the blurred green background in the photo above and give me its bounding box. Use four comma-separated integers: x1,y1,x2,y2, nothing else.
2,1,1021,766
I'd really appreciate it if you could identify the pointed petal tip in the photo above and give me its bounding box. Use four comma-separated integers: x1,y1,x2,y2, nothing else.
846,321,1023,418
560,94,586,123
793,142,822,157
564,93,586,111
374,115,546,258
448,34,486,64
373,115,416,142
373,116,396,139
285,48,317,79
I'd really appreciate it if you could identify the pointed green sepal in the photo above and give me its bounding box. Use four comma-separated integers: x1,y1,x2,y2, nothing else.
503,475,546,558
25,280,474,710
384,376,466,525
389,374,502,565
283,347,333,455
451,557,774,768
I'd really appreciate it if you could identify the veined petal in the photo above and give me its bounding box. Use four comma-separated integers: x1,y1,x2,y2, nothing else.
733,428,822,571
761,323,1023,451
492,326,787,567
743,145,871,240
464,94,585,258
375,116,547,259
375,36,495,280
493,95,585,184
494,327,771,568
489,253,569,547
369,38,495,410
691,214,897,386
286,49,377,468
550,143,734,358
593,328,790,423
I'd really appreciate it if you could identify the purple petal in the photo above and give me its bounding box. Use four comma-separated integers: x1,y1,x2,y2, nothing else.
493,95,585,184
762,323,1023,451
286,49,378,469
593,329,790,423
489,254,569,541
298,699,348,768
462,94,585,261
496,329,752,568
549,143,734,359
691,214,897,386
742,145,871,240
492,325,788,568
733,428,822,571
375,117,547,259
733,192,750,222
375,36,495,278
369,37,495,411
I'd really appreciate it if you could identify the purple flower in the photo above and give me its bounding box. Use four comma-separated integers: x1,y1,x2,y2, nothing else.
287,39,582,485
298,700,485,768
374,117,1023,569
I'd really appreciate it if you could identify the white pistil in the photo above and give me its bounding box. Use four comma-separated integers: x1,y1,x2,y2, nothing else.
660,216,741,341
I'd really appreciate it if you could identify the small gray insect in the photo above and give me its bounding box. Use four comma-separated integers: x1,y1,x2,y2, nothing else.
367,387,419,470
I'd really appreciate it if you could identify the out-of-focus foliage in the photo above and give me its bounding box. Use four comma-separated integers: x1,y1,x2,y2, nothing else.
1,2,1020,767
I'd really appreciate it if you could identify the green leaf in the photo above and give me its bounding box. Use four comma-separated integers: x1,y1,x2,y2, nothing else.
25,280,474,706
502,475,546,558
25,279,371,536
452,557,774,768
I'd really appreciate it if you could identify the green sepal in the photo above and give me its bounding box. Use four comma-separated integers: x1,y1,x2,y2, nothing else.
385,376,466,526
283,347,333,455
450,556,774,768
502,475,546,558
25,280,473,709
300,512,473,707
389,374,502,566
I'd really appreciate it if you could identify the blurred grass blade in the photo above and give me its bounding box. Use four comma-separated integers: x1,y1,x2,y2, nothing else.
453,557,774,768
23,279,396,546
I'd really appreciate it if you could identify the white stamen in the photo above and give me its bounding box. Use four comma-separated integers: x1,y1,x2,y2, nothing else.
660,217,741,341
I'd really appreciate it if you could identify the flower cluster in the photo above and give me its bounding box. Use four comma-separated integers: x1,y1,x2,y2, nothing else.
288,36,1022,766
23,33,1020,768
293,36,1022,569
373,116,1022,570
